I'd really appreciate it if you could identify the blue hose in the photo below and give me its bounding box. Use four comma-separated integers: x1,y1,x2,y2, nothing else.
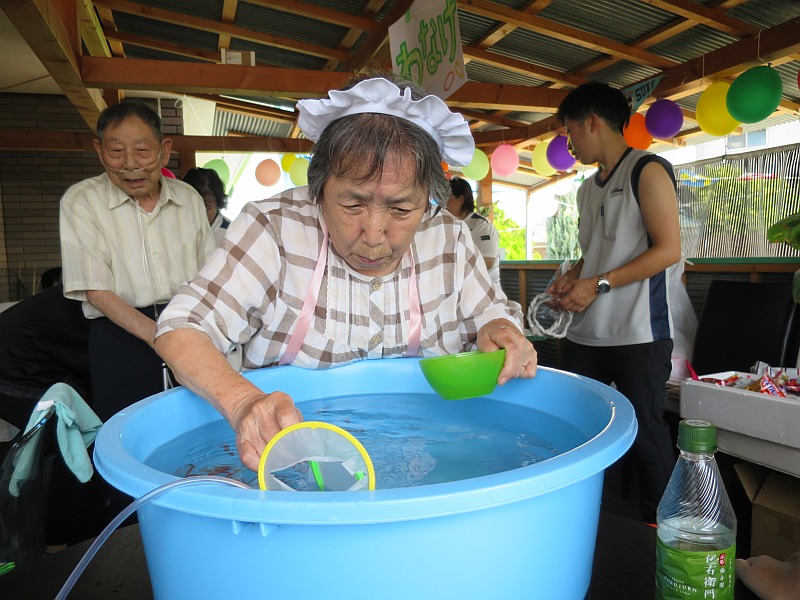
55,476,251,599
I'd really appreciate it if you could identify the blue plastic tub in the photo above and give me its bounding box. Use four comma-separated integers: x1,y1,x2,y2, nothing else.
94,360,636,600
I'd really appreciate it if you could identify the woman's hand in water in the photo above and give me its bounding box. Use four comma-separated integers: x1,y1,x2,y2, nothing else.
228,392,304,471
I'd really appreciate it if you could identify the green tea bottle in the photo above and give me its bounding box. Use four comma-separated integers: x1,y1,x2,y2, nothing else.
655,419,737,599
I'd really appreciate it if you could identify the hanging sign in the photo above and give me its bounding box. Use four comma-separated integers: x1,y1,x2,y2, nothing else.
388,0,467,100
622,75,665,115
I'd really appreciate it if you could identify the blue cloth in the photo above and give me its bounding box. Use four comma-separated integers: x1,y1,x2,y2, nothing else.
9,383,101,497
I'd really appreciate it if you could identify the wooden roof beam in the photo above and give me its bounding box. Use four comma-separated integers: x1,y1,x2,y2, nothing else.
462,46,586,88
323,0,386,72
92,0,351,62
0,0,106,130
567,0,750,81
78,0,111,56
642,0,759,37
81,56,347,97
245,0,381,34
217,0,238,52
474,0,553,49
459,0,679,69
80,56,568,113
346,0,415,71
104,29,221,62
654,16,800,99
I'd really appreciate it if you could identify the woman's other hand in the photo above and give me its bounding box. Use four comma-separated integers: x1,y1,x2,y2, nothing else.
477,319,537,385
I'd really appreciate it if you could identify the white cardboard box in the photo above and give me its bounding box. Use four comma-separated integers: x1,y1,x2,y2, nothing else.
680,371,800,478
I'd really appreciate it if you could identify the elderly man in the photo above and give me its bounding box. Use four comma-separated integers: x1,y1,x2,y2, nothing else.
155,73,537,472
60,101,215,421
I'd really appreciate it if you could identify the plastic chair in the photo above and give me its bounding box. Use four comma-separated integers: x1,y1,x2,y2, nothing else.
690,280,799,376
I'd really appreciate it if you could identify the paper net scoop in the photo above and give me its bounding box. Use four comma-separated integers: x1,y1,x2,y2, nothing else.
257,421,375,492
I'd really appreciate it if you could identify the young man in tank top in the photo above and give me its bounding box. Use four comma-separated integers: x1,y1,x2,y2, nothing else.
547,82,682,524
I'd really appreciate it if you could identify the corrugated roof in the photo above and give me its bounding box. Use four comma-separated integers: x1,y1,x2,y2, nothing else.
6,0,795,191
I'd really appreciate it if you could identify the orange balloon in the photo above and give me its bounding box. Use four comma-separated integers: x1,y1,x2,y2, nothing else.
623,113,653,150
255,159,281,187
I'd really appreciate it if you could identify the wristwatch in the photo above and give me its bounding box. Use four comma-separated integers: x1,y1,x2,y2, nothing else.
596,273,611,294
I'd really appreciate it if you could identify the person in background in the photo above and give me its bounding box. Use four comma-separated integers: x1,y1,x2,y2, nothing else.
737,550,800,600
0,284,89,431
59,100,215,423
183,166,231,246
39,266,63,291
447,177,501,286
547,82,682,524
155,72,537,472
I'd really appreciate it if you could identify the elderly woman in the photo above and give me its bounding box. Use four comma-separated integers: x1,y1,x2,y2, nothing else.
155,73,537,471
182,167,230,245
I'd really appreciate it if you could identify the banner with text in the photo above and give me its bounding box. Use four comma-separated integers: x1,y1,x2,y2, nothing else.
622,75,665,114
388,0,467,100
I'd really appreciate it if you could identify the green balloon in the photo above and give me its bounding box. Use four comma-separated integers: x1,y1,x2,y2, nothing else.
203,159,231,187
726,65,783,124
461,148,490,181
289,157,309,186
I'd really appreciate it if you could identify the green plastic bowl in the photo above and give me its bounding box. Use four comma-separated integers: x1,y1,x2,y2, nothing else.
418,349,506,400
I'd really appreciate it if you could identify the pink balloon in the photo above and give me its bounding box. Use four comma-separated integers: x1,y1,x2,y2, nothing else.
160,167,176,179
490,144,520,177
546,135,576,171
255,159,282,187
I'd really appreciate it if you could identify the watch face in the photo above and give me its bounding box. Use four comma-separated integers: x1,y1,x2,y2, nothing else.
597,280,611,294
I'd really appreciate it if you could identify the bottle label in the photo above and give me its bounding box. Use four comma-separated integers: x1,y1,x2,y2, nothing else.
655,536,735,599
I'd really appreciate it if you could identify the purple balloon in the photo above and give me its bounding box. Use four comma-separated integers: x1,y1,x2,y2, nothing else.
546,135,576,171
645,99,683,139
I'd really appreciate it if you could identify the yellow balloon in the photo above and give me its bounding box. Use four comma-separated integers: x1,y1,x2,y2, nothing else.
289,157,309,186
281,154,298,171
531,140,556,176
696,82,740,137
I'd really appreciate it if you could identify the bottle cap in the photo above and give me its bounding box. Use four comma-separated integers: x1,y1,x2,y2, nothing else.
677,419,718,453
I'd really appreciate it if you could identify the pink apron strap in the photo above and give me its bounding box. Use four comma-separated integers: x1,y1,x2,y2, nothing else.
279,228,329,366
280,223,422,365
404,251,421,357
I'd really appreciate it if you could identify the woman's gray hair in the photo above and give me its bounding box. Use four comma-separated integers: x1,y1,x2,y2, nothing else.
307,72,451,209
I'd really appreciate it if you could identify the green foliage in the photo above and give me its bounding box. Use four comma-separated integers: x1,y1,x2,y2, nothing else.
546,190,581,260
491,205,526,260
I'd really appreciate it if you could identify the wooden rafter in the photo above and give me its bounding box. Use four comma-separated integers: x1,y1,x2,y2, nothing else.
77,0,111,57
346,0,416,71
92,0,351,62
641,0,759,37
217,0,238,52
474,0,552,49
323,0,386,72
245,0,380,33
0,0,106,129
459,0,679,69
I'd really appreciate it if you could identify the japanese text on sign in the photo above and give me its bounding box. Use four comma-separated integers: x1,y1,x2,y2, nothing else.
388,0,467,100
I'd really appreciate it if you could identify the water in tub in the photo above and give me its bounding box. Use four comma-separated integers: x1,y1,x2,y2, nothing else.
145,393,586,489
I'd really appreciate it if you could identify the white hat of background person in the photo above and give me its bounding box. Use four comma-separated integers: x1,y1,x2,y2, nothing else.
296,77,475,167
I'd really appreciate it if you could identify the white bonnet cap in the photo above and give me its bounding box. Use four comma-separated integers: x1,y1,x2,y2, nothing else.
297,78,475,167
